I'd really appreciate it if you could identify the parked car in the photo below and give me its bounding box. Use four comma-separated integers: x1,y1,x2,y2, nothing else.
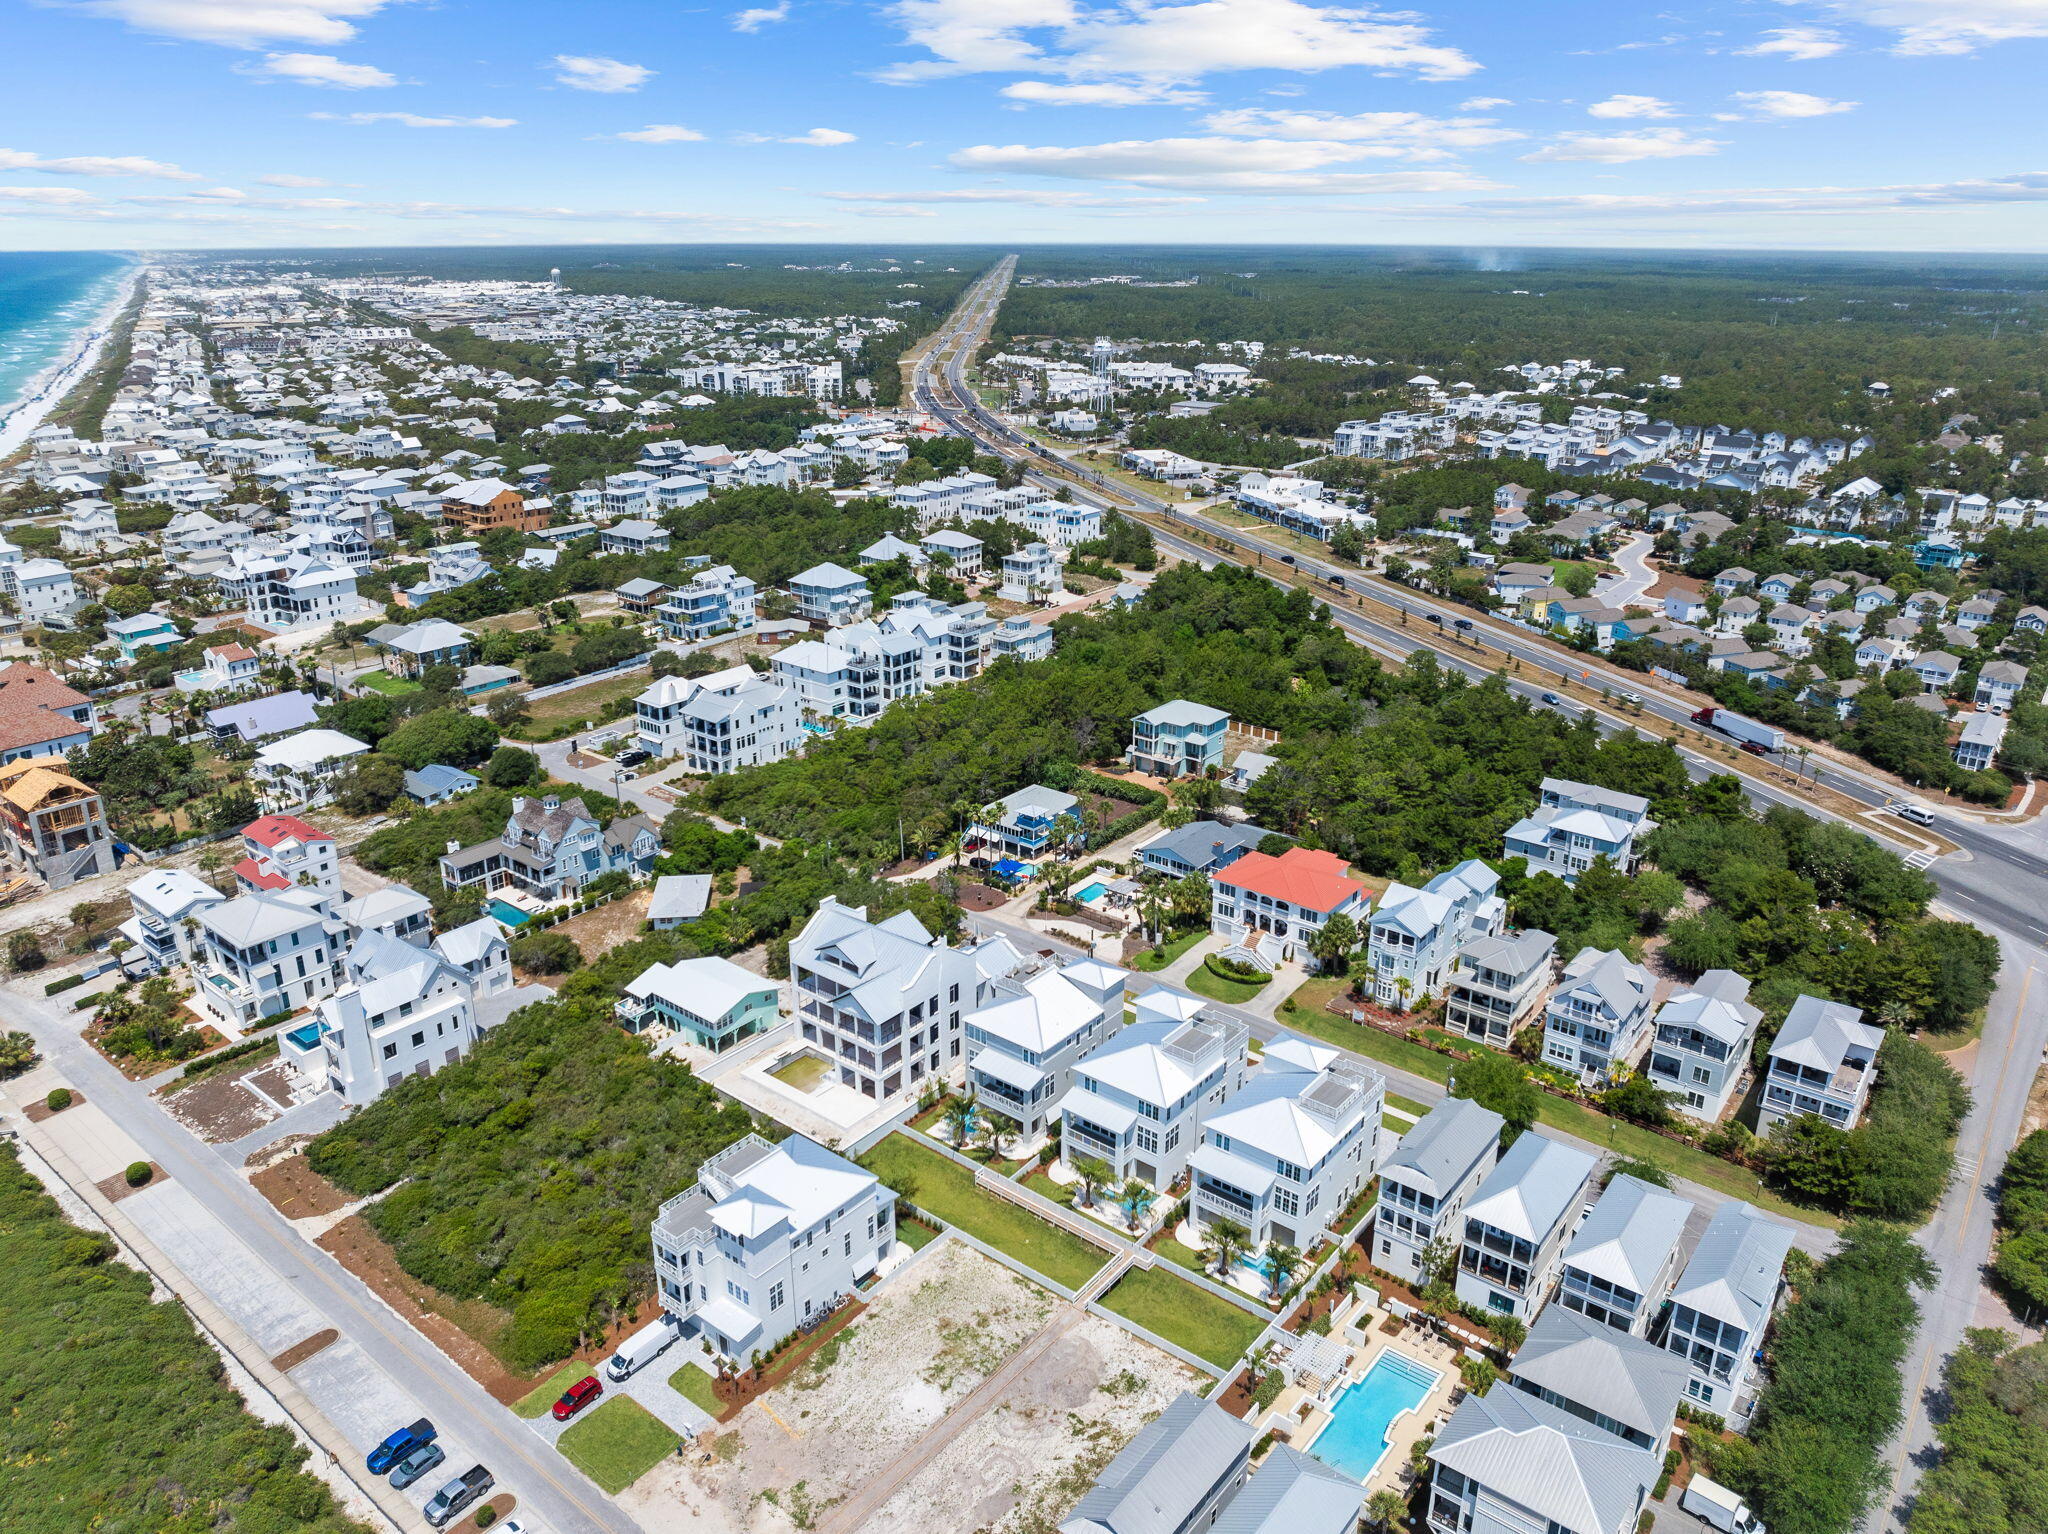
389,1442,445,1490
367,1418,435,1475
424,1465,494,1528
616,749,650,767
551,1375,603,1421
605,1316,682,1381
615,770,637,783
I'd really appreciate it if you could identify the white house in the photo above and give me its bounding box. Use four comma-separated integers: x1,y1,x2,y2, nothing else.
964,957,1129,1140
1366,859,1504,1007
1454,1130,1599,1322
1554,1174,1691,1336
651,1132,897,1362
1542,947,1657,1084
1757,994,1884,1133
787,562,873,627
633,664,800,772
1127,699,1229,778
998,542,1063,604
1503,779,1655,882
189,887,343,1031
1661,1200,1794,1425
1188,1038,1384,1253
1057,988,1250,1191
233,812,340,898
1644,970,1760,1122
1373,1095,1503,1286
1210,847,1375,972
250,729,371,811
119,868,228,973
285,927,488,1106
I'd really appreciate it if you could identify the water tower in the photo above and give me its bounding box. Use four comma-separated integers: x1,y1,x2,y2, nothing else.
549,266,563,290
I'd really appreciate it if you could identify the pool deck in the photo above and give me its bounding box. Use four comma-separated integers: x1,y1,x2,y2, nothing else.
1253,1292,1464,1496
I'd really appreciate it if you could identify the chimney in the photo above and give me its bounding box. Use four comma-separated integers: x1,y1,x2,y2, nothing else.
445,840,460,856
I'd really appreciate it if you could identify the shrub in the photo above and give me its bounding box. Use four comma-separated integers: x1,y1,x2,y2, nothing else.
509,930,582,976
45,1088,72,1112
43,973,86,996
9,932,47,973
1207,954,1268,984
124,1162,153,1188
475,1506,496,1529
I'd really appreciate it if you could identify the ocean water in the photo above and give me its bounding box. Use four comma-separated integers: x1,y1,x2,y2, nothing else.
0,250,130,417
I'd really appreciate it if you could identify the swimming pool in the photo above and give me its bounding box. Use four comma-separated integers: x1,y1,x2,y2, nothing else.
487,898,531,927
1309,1350,1442,1483
1074,881,1108,902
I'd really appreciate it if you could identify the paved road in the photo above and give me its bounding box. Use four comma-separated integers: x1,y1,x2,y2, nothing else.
1,982,644,1534
1597,532,1658,607
913,259,2048,1523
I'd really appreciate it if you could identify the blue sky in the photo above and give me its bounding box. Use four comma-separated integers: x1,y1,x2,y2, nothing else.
3,0,2047,250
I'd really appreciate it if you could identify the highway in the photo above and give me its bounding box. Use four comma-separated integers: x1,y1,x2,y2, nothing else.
912,257,2048,1529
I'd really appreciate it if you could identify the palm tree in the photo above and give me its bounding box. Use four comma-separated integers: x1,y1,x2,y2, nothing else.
1207,1216,1252,1280
941,1090,980,1149
1115,1178,1157,1232
980,1110,1019,1164
1366,1490,1410,1533
1259,1240,1302,1299
1073,1155,1114,1208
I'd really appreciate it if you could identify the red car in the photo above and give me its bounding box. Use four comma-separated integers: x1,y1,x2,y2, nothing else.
551,1375,603,1421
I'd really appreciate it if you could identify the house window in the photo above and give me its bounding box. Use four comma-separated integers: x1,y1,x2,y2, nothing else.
768,1282,784,1311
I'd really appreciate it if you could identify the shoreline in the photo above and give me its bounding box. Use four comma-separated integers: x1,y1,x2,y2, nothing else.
0,260,146,461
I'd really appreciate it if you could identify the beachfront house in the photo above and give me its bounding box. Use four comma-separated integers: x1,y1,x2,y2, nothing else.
963,957,1129,1141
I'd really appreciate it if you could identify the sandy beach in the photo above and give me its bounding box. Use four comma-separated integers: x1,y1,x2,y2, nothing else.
0,261,145,461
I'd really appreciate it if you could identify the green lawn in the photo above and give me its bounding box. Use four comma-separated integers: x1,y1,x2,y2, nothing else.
356,669,420,697
1186,963,1269,1006
669,1361,723,1418
556,1396,677,1494
898,1215,941,1251
512,1360,595,1419
1388,1092,1430,1117
1149,1232,1214,1278
1102,1266,1266,1370
1128,927,1205,973
1275,1000,1837,1229
860,1134,1109,1291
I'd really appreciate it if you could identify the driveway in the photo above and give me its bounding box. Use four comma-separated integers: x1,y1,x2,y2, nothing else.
1596,532,1657,608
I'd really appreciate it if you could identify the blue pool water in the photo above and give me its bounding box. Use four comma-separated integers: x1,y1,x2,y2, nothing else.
1309,1351,1442,1482
487,899,531,927
1074,881,1108,902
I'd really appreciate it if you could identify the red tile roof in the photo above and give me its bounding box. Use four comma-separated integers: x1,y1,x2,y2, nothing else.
1212,847,1369,914
232,856,290,891
0,663,92,755
207,643,257,663
242,813,330,848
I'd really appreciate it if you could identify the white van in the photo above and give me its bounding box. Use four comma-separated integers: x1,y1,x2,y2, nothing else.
1891,801,1936,827
605,1315,681,1381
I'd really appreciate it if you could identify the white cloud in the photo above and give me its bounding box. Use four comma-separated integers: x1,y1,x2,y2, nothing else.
878,0,1479,86
737,127,857,145
551,54,653,92
1521,127,1722,163
616,124,707,143
1438,170,2048,219
1459,95,1512,109
256,172,334,186
1586,94,1675,118
822,187,1204,206
1824,0,2048,55
854,207,939,217
1001,79,1203,105
1728,90,1857,118
1738,26,1844,59
948,135,1496,192
1199,108,1521,157
732,1,790,30
311,111,516,127
0,149,202,180
249,51,395,87
0,186,103,205
62,0,405,47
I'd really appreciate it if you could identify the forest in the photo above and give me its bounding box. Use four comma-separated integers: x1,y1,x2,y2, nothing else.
1907,1329,2048,1534
997,246,2048,448
0,1145,364,1534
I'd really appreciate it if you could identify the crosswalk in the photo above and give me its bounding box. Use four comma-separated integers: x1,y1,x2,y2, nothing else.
1904,849,1937,871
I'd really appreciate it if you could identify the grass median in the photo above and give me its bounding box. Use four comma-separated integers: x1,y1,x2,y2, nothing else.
860,1133,1109,1292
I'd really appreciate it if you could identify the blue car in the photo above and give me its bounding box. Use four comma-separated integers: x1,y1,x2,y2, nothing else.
367,1418,435,1475
390,1442,446,1490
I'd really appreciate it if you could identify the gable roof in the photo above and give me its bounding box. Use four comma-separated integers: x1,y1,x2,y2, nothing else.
1061,1392,1253,1534
1510,1306,1688,1446
1430,1384,1656,1534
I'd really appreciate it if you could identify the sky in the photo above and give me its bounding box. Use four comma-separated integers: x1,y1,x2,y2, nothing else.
2,0,2047,251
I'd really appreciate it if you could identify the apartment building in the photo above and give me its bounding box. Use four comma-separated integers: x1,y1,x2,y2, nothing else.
1661,1200,1794,1424
1756,994,1885,1133
189,886,344,1031
1442,928,1556,1047
1555,1174,1691,1336
616,955,781,1052
1211,847,1374,971
632,664,801,772
1189,1038,1384,1251
1373,1095,1504,1286
964,957,1129,1139
1126,699,1228,778
654,564,758,641
1542,947,1657,1084
233,812,340,898
1366,859,1504,1007
1455,1130,1599,1321
1503,778,1656,882
787,562,873,627
0,755,116,890
789,897,1024,1103
1644,970,1760,1122
651,1133,897,1363
1057,990,1250,1190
